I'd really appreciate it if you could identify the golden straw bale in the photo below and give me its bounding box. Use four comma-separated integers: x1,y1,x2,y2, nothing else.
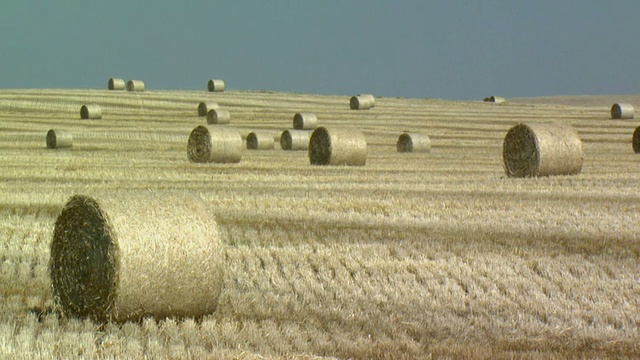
349,94,375,110
309,127,367,166
397,133,431,153
187,125,243,163
633,126,640,154
207,109,231,125
280,129,311,151
198,102,219,117
207,80,225,92
50,193,224,323
80,104,102,120
503,123,583,178
126,80,145,92
246,131,275,150
293,112,318,130
46,129,73,149
611,103,634,119
108,78,125,90
484,96,506,103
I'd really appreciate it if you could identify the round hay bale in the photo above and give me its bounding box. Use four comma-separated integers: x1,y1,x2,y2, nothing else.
484,96,506,103
502,123,583,178
46,129,73,149
80,104,102,120
309,127,367,166
633,126,640,154
280,130,311,151
198,102,219,117
126,80,145,92
397,133,431,153
611,103,634,119
293,112,318,130
349,94,375,110
207,109,231,125
246,132,275,150
108,78,125,91
50,193,224,323
207,79,225,92
187,125,242,163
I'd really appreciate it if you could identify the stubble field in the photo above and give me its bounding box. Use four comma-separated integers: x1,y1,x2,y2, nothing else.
0,88,639,359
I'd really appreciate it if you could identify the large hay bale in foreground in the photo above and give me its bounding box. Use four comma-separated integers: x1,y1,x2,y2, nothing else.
503,123,583,177
633,126,640,154
611,103,634,119
80,104,102,120
280,129,311,151
207,109,231,125
309,127,367,166
187,125,242,163
207,79,225,92
46,129,73,149
198,102,219,117
246,131,275,150
49,193,224,322
293,112,318,130
126,80,145,92
108,78,125,90
397,132,431,153
349,94,375,110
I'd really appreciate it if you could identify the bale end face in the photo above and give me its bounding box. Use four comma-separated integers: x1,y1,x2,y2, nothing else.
633,126,640,154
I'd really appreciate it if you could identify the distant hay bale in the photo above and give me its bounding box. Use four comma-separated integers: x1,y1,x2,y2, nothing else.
293,112,318,130
484,96,506,103
397,133,431,153
611,103,634,119
349,94,375,110
107,78,125,90
80,104,102,120
502,123,583,178
246,131,275,150
207,80,225,92
280,129,311,151
187,125,242,163
207,109,231,125
633,126,640,154
126,80,145,92
46,129,72,149
49,192,224,323
198,102,219,117
309,127,367,166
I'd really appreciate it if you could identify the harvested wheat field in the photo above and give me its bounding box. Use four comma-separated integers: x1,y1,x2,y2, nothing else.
0,88,639,359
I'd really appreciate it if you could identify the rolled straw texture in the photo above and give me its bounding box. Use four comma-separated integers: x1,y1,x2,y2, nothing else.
397,132,431,153
293,112,318,130
349,94,375,110
80,104,102,120
281,129,311,151
503,123,583,178
126,80,145,92
108,78,125,90
611,103,634,119
309,126,367,166
207,109,231,125
198,102,219,117
207,79,225,92
633,126,640,154
46,129,73,149
187,125,243,163
49,192,224,323
246,131,275,150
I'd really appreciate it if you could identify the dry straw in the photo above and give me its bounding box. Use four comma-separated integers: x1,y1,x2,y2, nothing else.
280,129,311,151
502,123,583,178
633,126,640,154
397,132,431,153
293,112,318,130
46,129,73,149
126,80,145,92
350,94,375,110
49,192,224,323
611,103,634,119
207,109,231,125
80,104,102,120
187,125,243,163
484,96,506,103
309,126,367,166
108,78,125,91
198,102,219,117
207,79,225,92
246,131,275,150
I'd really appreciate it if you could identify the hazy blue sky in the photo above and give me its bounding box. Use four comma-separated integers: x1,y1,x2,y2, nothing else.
1,1,639,99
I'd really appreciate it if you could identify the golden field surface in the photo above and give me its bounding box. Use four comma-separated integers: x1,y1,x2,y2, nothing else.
0,88,639,359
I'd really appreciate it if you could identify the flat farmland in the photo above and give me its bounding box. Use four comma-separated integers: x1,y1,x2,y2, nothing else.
0,89,639,359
